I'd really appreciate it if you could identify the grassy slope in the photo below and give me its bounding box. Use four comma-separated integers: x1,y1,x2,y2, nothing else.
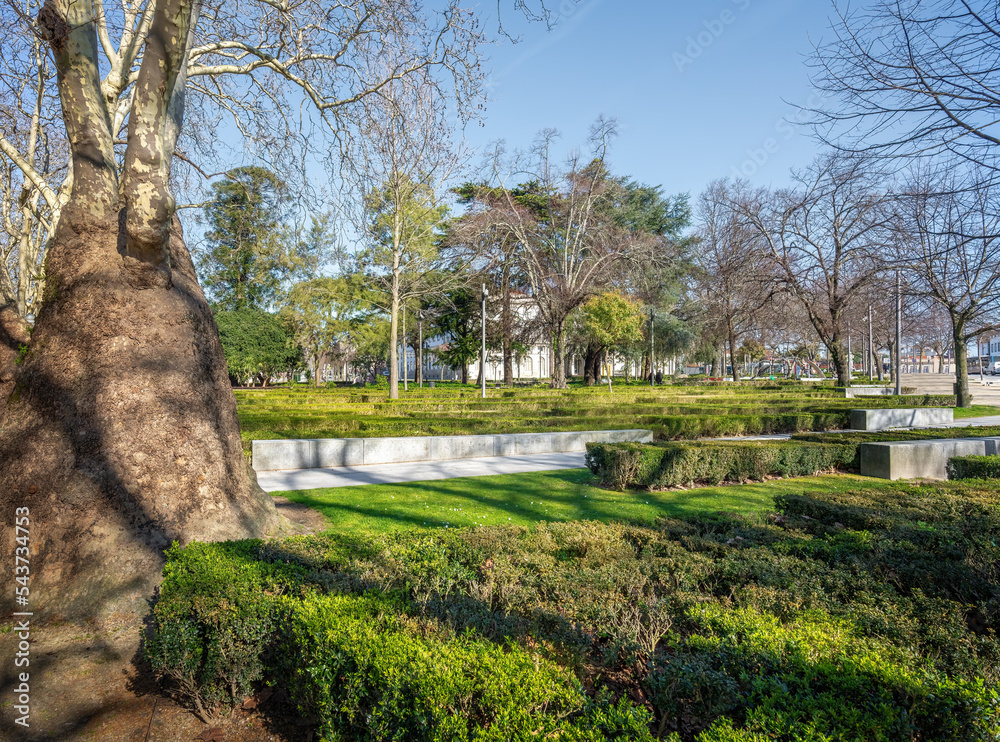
275,469,872,535
953,404,1000,418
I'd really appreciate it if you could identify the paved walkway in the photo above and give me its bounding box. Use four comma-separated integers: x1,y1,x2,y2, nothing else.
901,372,1000,404
258,451,587,492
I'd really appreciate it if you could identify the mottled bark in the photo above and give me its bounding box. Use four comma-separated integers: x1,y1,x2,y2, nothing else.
37,0,118,215
0,0,283,621
0,305,31,409
122,0,198,271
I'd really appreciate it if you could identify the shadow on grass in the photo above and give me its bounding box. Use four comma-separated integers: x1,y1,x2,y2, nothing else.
276,470,866,535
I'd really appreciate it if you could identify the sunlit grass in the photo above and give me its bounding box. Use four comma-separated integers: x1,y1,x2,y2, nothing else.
275,469,874,536
953,404,1000,419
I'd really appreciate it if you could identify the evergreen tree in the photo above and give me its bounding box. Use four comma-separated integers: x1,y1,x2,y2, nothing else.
199,166,291,310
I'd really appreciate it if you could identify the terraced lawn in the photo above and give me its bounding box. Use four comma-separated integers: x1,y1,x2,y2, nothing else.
237,382,957,458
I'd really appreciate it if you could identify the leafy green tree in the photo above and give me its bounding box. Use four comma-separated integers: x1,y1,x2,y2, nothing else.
280,276,356,387
350,315,391,381
428,289,481,384
199,167,290,310
214,308,302,386
359,174,450,397
582,292,644,391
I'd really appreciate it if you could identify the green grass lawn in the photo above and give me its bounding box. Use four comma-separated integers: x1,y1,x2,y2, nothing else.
953,404,1000,418
275,469,873,535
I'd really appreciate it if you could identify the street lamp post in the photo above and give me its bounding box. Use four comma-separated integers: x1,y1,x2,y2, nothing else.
895,270,902,395
418,310,424,388
481,284,488,399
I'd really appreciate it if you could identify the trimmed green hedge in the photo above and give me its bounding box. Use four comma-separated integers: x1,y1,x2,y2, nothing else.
148,478,1000,740
147,542,654,739
144,541,306,720
288,592,652,741
948,455,1000,480
585,440,857,490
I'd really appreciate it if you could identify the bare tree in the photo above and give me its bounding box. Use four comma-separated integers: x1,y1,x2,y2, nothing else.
0,0,487,317
347,71,468,399
479,120,639,388
735,153,891,386
0,0,558,625
808,0,1000,170
0,0,288,623
893,165,1000,406
696,180,781,382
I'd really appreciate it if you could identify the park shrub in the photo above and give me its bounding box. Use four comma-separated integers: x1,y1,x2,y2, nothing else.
232,384,960,452
585,440,856,490
948,455,1000,480
150,478,1000,739
793,427,1000,469
287,592,654,741
144,540,306,720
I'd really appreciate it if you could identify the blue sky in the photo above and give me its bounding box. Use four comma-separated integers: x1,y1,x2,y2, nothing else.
467,0,837,202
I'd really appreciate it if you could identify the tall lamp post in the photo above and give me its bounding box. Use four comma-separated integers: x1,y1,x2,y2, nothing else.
481,284,488,399
418,310,424,388
895,270,902,395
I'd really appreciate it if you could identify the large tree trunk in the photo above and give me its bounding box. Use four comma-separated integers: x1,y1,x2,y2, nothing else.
953,318,972,408
550,318,567,389
0,306,30,404
0,0,281,621
583,343,600,386
828,340,851,387
0,209,282,620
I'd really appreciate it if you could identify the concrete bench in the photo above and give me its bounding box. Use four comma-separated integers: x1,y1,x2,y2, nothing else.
850,408,953,430
252,429,654,471
859,437,1000,480
844,387,895,398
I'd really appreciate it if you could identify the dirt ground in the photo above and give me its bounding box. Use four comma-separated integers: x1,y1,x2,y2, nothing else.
0,497,326,742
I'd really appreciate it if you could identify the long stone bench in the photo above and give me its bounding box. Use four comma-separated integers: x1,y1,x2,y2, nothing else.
844,387,896,398
850,407,953,431
252,429,654,471
859,437,1000,480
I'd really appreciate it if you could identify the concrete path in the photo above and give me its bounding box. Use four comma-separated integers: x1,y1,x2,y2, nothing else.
900,372,1000,404
258,451,587,492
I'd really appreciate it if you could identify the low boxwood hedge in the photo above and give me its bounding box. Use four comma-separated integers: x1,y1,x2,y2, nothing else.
948,455,1000,480
288,592,652,741
585,440,857,490
148,478,1000,740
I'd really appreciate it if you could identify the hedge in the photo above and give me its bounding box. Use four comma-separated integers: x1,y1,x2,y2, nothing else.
948,455,1000,480
148,478,1000,741
585,440,857,490
147,542,654,740
287,593,652,741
